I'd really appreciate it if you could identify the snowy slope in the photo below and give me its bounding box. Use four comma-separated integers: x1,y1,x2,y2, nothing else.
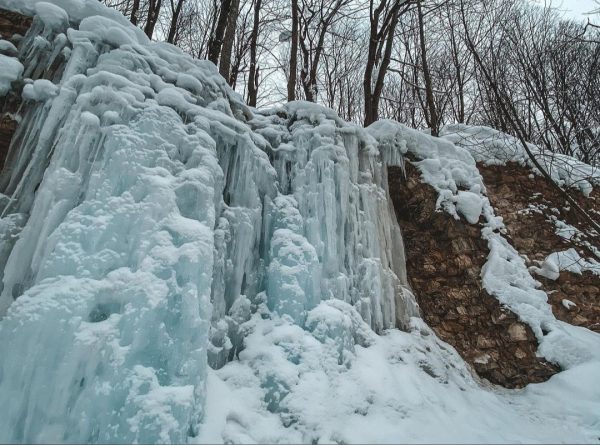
0,1,598,443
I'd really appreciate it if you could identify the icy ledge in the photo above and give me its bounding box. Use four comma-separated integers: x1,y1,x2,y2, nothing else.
0,1,598,443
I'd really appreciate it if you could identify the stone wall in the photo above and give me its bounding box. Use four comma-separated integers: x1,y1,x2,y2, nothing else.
480,163,600,332
388,162,560,388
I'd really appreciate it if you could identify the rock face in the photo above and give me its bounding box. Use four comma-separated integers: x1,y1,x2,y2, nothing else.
0,8,32,168
388,162,560,388
0,8,31,40
480,163,600,332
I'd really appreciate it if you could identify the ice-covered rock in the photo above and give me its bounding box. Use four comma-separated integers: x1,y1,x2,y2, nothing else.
0,2,419,441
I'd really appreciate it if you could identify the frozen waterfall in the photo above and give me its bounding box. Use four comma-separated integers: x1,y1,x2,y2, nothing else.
0,2,418,442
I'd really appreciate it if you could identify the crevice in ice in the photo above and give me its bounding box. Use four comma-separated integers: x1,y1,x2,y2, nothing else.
88,301,121,322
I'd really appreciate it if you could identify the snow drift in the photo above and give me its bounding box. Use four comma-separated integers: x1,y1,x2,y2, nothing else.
0,1,598,443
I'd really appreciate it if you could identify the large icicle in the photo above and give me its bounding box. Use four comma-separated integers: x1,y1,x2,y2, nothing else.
252,102,418,332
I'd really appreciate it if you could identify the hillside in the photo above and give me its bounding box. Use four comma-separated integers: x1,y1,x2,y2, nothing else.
0,1,598,443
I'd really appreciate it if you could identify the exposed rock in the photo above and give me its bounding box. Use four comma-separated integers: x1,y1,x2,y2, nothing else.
389,162,560,388
0,8,32,40
480,163,600,332
0,8,32,169
0,113,16,167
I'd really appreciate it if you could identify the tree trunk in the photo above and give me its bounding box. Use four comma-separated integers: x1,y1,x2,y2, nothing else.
130,0,140,25
208,0,233,65
417,0,439,136
144,0,163,39
364,0,404,127
219,0,240,81
167,0,185,44
247,0,262,106
287,0,299,102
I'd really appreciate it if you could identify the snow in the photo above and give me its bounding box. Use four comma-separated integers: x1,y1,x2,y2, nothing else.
195,309,600,444
35,1,69,29
441,124,600,197
0,0,598,443
0,54,23,95
531,248,600,280
456,190,483,224
0,39,18,56
22,78,59,101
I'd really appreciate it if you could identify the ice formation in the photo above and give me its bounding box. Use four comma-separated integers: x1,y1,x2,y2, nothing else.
0,1,598,443
0,2,420,441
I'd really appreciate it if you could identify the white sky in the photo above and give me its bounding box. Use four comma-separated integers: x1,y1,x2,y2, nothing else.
532,0,598,18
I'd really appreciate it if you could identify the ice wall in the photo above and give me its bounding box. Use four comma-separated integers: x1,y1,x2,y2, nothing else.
0,1,418,442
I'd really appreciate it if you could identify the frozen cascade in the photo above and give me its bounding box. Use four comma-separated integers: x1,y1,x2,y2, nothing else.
0,2,419,442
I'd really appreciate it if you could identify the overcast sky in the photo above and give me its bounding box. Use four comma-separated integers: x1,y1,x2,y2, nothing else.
532,0,598,18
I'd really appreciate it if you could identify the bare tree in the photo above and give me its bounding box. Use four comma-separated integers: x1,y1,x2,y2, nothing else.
219,0,241,79
208,0,233,64
247,0,263,106
288,0,300,101
363,0,412,126
144,0,163,38
166,0,186,43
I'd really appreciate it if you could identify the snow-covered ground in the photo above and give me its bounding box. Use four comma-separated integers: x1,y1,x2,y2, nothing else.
0,1,598,443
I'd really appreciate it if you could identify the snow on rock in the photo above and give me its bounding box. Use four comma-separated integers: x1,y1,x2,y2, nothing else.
368,120,600,371
34,1,69,29
531,248,600,280
370,120,488,224
456,190,483,224
0,54,23,95
441,124,600,197
2,0,148,42
22,78,59,101
0,39,18,56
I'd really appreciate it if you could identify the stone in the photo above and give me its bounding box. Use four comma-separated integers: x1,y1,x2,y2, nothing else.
476,335,496,349
508,323,528,342
514,348,527,359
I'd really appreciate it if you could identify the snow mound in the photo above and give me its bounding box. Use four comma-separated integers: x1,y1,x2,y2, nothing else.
197,310,600,444
0,54,23,95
